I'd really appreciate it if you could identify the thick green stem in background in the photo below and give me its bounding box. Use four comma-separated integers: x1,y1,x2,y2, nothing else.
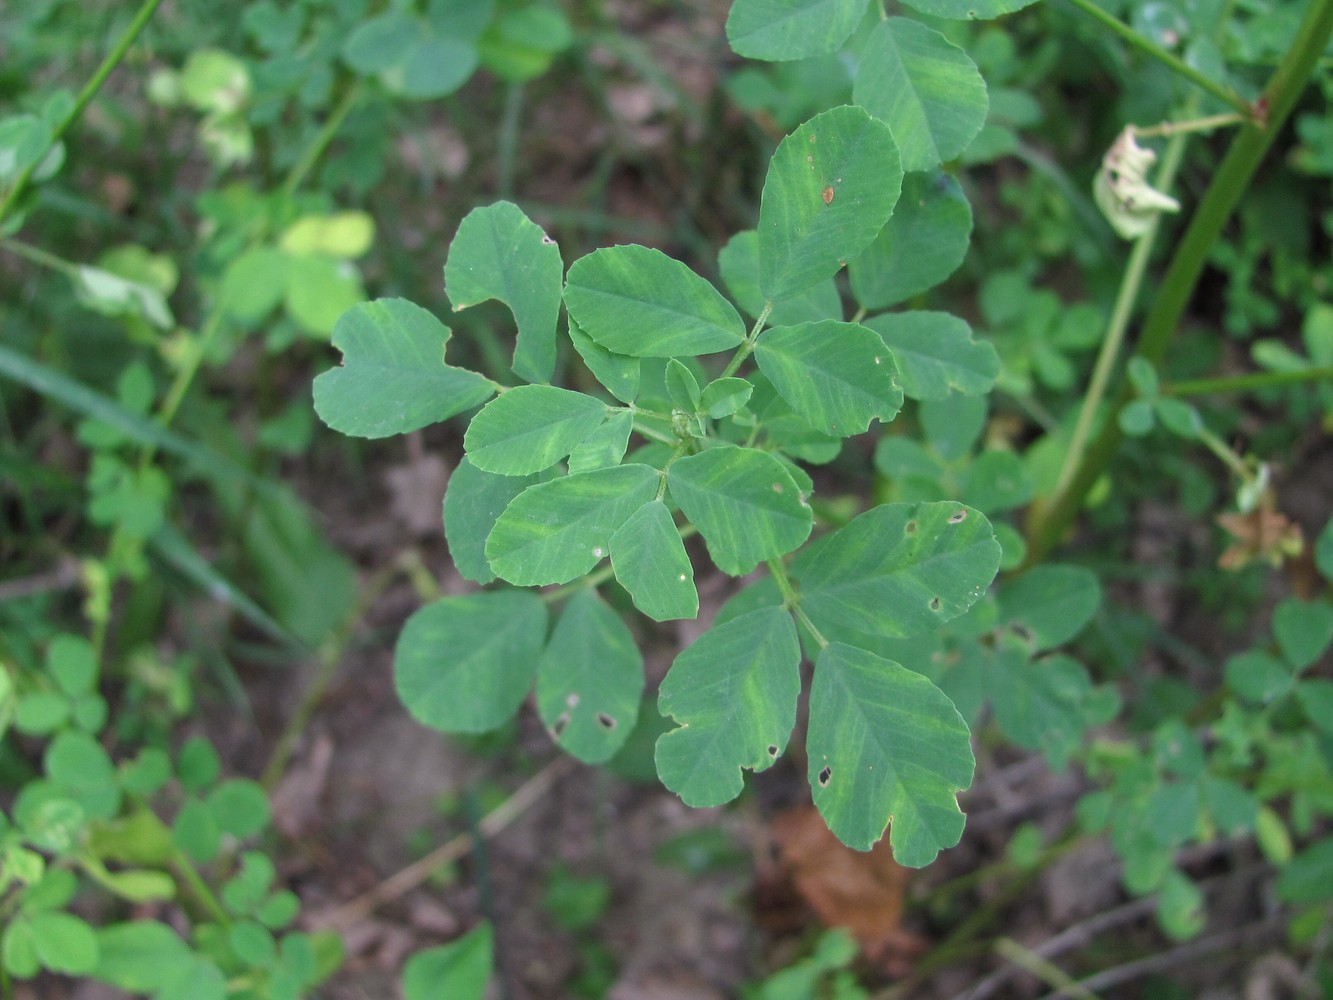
1025,0,1333,564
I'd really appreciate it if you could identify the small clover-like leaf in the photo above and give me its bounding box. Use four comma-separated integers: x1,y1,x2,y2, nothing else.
610,500,699,621
464,385,607,476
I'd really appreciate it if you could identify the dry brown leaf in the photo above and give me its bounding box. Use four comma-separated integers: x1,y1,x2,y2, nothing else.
1216,508,1303,570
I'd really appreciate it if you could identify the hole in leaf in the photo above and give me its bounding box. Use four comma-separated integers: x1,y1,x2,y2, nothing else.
596,712,616,730
818,766,832,787
767,745,778,758
948,509,968,524
822,186,835,206
552,713,571,737
905,520,918,535
930,597,942,611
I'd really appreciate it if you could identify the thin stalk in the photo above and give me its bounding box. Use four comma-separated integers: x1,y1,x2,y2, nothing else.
496,82,525,199
718,304,772,379
994,938,1105,1000
0,238,79,275
766,557,827,649
1060,0,1253,119
1132,112,1246,138
0,0,166,226
1167,366,1333,396
280,81,362,199
1025,0,1333,563
1196,425,1252,481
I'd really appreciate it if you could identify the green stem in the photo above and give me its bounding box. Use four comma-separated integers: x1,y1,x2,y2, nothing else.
1132,112,1246,138
766,558,826,649
995,938,1105,1000
171,847,231,926
1025,0,1333,564
0,0,166,226
0,238,79,275
1196,425,1252,481
281,80,362,199
496,82,526,200
1060,0,1253,119
1168,366,1333,396
718,304,772,379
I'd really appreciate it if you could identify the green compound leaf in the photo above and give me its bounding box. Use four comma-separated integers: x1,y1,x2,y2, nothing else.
610,500,699,621
668,447,813,575
656,607,800,806
487,465,660,586
719,230,842,326
564,245,745,358
445,202,563,384
853,18,988,172
403,922,493,1000
807,643,973,863
863,312,998,401
754,321,903,436
536,590,644,763
725,0,871,61
758,106,902,300
443,458,539,585
313,299,495,439
464,385,607,476
997,564,1102,650
799,502,1000,640
395,591,547,733
569,320,640,403
985,648,1094,767
899,0,1042,20
849,170,973,310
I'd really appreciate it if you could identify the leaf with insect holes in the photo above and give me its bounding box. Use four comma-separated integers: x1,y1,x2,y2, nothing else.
464,385,607,475
808,642,974,863
564,245,745,358
725,0,871,61
754,320,903,436
395,591,547,734
656,607,800,806
758,106,902,300
863,312,998,401
853,19,988,172
668,447,812,575
610,500,699,621
313,299,495,438
443,458,539,584
536,589,643,763
445,201,564,384
798,502,1000,641
486,464,659,586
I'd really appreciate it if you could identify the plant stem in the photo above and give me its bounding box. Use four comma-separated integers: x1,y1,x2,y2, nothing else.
994,938,1105,1000
766,558,826,648
1132,112,1246,138
1060,0,1253,119
0,0,166,226
281,80,363,199
1167,366,1333,396
719,304,772,379
0,238,79,275
1024,0,1333,563
496,82,525,200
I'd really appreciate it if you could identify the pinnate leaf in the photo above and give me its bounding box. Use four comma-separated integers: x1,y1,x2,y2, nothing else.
564,245,744,358
486,465,660,585
536,590,643,763
668,447,813,575
464,385,607,475
808,643,973,863
313,299,495,438
754,320,903,436
656,607,800,805
864,312,997,400
395,591,547,733
759,106,902,300
725,0,871,61
610,500,699,621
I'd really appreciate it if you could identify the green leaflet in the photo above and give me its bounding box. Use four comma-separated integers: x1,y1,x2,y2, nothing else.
848,170,973,310
853,18,988,172
725,0,871,62
667,447,813,575
758,106,902,300
402,922,493,1000
486,464,660,586
799,501,1000,640
394,591,547,733
341,2,492,99
567,409,633,474
536,590,644,763
899,0,1043,19
1273,598,1333,670
313,298,495,439
463,385,607,475
609,500,699,621
718,229,843,326
568,320,640,404
655,607,800,806
985,647,1095,767
445,201,564,384
996,564,1102,650
863,312,998,401
753,320,904,436
808,643,974,863
442,457,539,584
564,245,745,358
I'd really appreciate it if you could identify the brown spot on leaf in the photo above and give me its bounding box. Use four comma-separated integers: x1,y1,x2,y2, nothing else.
822,186,835,206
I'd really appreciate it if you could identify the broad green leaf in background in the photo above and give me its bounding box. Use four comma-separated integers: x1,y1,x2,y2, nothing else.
1273,598,1333,670
93,922,196,993
899,0,1043,20
27,911,99,975
536,590,644,763
985,648,1095,767
864,312,999,400
313,299,496,438
478,3,573,81
564,245,745,357
758,106,902,300
668,447,812,575
284,254,364,336
848,170,973,309
853,19,988,173
754,320,903,436
445,202,563,383
463,385,607,475
341,3,489,99
1276,838,1333,903
569,321,640,403
279,212,374,257
719,229,843,326
656,607,800,805
395,591,547,733
997,564,1102,650
725,0,871,61
807,643,973,863
799,501,1000,640
443,458,540,585
960,450,1034,513
403,922,493,1000
609,500,699,621
486,464,659,585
